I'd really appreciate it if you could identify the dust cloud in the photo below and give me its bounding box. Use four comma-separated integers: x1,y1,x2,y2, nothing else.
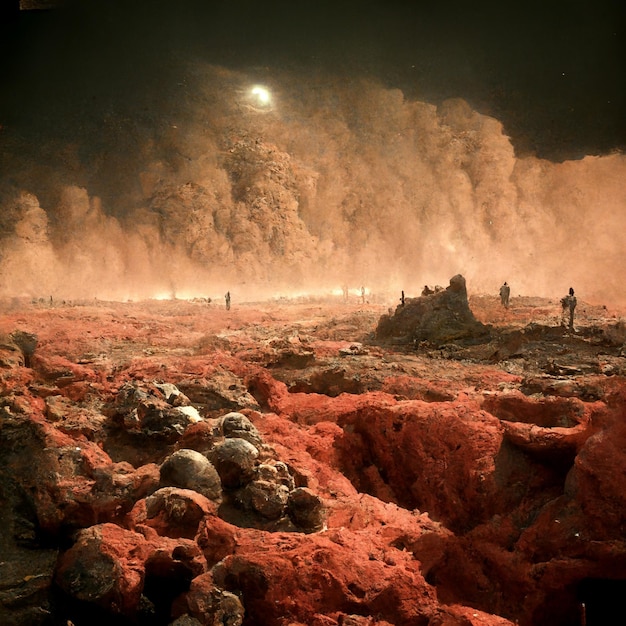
1,64,624,304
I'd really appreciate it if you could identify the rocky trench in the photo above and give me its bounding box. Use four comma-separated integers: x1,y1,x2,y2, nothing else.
2,317,626,626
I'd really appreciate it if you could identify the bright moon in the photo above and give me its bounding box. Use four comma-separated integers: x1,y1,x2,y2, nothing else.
251,85,271,105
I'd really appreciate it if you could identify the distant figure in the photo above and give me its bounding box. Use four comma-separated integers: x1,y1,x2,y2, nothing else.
342,285,349,302
360,286,365,304
560,287,577,330
225,291,231,311
400,290,405,306
421,285,434,297
499,282,510,308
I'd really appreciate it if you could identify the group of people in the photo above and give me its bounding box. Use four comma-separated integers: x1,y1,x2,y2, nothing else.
421,284,444,296
499,282,578,330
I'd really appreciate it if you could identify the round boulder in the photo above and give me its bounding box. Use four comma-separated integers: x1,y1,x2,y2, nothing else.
145,487,216,539
209,438,259,489
220,412,263,447
160,449,222,503
54,524,148,615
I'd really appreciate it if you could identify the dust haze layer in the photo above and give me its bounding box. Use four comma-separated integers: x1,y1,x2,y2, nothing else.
1,3,625,304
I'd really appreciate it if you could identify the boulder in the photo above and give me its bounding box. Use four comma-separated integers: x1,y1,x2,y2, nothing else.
54,523,150,616
0,336,24,368
236,480,290,520
286,487,325,531
209,438,259,489
177,420,221,455
142,487,218,539
55,523,207,622
177,372,260,416
111,381,201,443
219,411,263,447
174,572,244,626
160,449,222,503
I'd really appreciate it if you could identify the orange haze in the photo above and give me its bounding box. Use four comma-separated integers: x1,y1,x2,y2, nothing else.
1,64,624,305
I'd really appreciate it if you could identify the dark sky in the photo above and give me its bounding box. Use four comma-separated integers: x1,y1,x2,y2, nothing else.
1,0,625,160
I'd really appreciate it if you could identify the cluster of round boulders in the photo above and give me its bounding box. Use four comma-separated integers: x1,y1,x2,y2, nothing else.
107,382,324,530
38,383,327,624
158,411,325,532
108,383,325,532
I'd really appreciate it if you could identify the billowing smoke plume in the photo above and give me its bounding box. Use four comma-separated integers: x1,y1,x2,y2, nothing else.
1,63,624,303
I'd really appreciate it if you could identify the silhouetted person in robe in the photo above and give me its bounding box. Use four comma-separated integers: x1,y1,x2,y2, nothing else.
225,291,231,311
561,287,577,329
400,290,405,306
499,282,510,308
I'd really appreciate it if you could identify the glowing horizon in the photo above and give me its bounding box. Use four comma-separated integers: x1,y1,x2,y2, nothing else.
1,65,625,307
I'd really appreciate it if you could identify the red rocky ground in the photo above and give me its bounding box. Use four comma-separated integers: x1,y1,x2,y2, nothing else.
1,288,626,626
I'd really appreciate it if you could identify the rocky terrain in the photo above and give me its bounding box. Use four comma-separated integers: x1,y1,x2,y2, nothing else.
1,278,626,626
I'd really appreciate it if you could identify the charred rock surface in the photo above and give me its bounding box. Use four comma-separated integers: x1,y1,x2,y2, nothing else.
1,296,626,625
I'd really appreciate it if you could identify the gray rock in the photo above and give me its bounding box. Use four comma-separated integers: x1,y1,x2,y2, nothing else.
135,403,196,442
9,330,38,365
209,438,259,489
186,582,244,626
273,461,296,490
154,381,190,406
219,412,263,447
160,450,222,503
236,480,290,520
287,487,325,531
177,372,260,415
0,336,25,368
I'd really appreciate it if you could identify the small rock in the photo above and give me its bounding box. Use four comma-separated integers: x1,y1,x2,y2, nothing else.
287,487,325,531
183,573,244,626
236,480,290,520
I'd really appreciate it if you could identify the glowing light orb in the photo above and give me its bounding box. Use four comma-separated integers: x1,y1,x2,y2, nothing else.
250,85,271,106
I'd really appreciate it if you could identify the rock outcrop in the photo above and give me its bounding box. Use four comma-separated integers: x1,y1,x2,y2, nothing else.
375,274,491,346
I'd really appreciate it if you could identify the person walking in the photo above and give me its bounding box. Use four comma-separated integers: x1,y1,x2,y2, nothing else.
499,282,510,308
